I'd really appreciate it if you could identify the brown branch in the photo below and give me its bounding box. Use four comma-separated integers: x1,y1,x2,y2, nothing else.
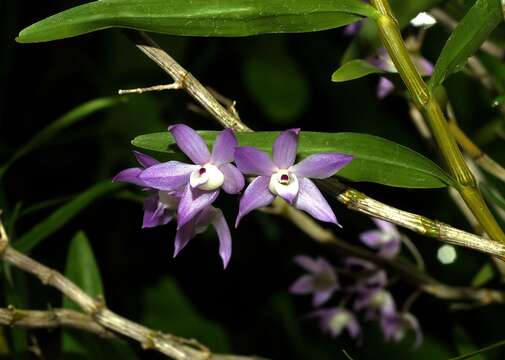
0,307,115,338
124,31,250,132
0,219,266,360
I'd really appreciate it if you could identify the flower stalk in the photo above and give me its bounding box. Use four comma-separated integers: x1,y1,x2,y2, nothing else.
369,0,505,243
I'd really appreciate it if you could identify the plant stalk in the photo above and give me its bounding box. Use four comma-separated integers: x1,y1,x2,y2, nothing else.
370,0,505,243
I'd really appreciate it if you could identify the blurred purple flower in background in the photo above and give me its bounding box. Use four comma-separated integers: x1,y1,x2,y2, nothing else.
311,307,361,339
290,255,339,306
359,218,402,258
140,124,244,228
366,48,433,99
381,312,423,348
234,129,353,226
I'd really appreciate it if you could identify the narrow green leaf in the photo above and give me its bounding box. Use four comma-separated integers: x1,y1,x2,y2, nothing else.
450,338,505,360
471,262,495,287
14,182,123,253
453,327,486,360
17,0,377,43
64,231,104,308
132,131,455,188
430,0,502,89
331,59,384,82
0,97,125,180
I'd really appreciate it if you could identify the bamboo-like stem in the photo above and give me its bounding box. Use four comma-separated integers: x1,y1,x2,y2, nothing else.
369,0,505,243
448,118,505,184
316,179,505,260
0,307,115,338
0,220,265,360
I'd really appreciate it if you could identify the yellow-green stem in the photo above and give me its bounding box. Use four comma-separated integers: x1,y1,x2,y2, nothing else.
370,0,505,243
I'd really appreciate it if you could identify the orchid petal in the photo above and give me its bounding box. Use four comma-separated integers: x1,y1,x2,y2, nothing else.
234,147,276,176
272,128,300,168
289,275,315,294
113,167,145,187
404,313,423,348
168,124,211,165
211,128,237,166
377,77,395,99
173,218,197,257
177,185,220,229
346,315,361,339
142,195,173,228
359,230,384,249
140,161,198,191
293,255,322,273
219,163,245,194
198,207,232,268
415,56,434,76
373,218,398,235
294,178,339,225
379,238,401,258
133,150,159,168
313,289,334,307
235,176,275,227
291,153,353,179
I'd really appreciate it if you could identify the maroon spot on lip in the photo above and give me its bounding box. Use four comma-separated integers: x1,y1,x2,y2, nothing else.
199,167,206,175
280,174,289,182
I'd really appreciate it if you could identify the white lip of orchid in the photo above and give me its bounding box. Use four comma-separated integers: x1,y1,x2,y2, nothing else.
268,169,299,197
158,191,179,209
190,163,224,191
378,231,396,245
329,311,351,333
370,290,389,308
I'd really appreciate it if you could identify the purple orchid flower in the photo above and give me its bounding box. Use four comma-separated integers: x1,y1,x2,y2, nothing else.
367,48,434,99
290,255,339,307
343,257,388,293
234,129,353,226
113,151,233,268
139,124,244,229
311,307,361,339
359,218,402,258
381,312,423,348
113,151,177,228
354,288,397,321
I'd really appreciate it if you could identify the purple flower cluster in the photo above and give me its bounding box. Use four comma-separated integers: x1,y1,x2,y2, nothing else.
114,125,353,268
290,219,422,347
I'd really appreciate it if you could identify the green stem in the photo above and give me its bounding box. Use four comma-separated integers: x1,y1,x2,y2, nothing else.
369,0,505,243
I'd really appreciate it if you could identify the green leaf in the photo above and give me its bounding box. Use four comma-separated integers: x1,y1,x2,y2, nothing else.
331,59,384,82
63,231,104,308
0,97,125,180
453,327,486,360
243,38,309,124
132,131,455,188
62,231,109,357
142,277,230,352
14,181,123,253
429,0,502,89
450,338,505,360
17,0,377,43
471,262,495,287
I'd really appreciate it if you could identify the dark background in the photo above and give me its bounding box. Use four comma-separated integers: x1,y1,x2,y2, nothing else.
1,0,505,359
